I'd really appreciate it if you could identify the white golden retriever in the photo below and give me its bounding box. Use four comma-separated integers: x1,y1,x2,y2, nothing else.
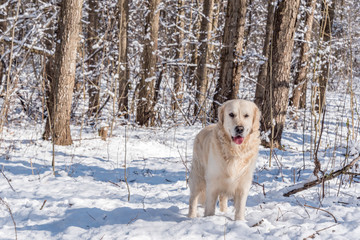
188,99,260,221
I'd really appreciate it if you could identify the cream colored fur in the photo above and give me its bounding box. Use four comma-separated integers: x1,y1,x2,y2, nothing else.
188,99,260,221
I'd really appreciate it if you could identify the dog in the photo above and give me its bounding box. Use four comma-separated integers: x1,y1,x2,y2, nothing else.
188,99,260,221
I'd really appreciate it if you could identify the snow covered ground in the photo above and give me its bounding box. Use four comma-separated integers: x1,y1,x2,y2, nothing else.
1,99,360,239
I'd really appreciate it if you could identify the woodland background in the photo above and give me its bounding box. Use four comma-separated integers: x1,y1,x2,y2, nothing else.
1,0,360,238
0,0,359,147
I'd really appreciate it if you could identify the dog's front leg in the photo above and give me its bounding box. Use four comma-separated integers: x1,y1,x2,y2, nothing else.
234,183,251,221
204,186,217,217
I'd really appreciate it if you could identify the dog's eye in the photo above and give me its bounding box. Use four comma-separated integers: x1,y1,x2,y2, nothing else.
244,114,249,118
229,113,235,118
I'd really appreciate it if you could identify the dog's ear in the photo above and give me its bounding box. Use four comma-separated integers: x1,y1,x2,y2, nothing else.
252,103,261,132
218,105,225,125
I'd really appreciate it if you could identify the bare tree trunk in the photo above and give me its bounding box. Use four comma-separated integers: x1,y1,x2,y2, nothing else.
291,0,316,110
46,0,83,145
317,0,335,112
118,0,130,116
187,0,201,87
212,0,247,118
194,0,214,119
42,0,57,140
261,0,300,148
172,0,185,111
254,0,276,108
0,0,7,88
87,0,100,117
136,0,160,126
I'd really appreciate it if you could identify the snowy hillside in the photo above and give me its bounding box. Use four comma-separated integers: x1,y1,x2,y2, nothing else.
1,96,360,240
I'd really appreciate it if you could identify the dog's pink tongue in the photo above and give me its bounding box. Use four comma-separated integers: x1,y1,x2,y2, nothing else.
233,136,244,145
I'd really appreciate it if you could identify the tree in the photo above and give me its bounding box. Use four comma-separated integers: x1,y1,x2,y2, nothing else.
42,0,57,140
136,0,161,126
193,0,214,119
212,0,247,119
118,0,130,116
172,0,186,111
317,0,335,112
254,0,276,108
87,0,100,117
291,0,316,110
44,0,83,145
0,0,7,88
260,0,301,148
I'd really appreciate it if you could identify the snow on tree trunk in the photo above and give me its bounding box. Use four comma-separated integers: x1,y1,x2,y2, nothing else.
136,0,161,127
50,0,83,145
212,0,247,119
261,0,301,148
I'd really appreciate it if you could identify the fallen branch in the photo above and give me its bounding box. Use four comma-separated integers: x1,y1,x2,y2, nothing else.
283,155,360,197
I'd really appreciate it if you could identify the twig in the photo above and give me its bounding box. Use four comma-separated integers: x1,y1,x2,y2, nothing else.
40,200,47,210
1,169,15,192
284,155,360,197
253,181,266,197
304,204,337,223
251,219,264,227
303,224,338,240
109,180,121,188
0,197,17,240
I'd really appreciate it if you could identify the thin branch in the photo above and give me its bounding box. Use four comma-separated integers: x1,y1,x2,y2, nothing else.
0,37,53,57
283,155,360,197
1,168,15,192
0,197,17,240
304,204,337,223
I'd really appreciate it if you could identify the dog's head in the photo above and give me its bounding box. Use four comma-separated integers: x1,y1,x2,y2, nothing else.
218,99,260,145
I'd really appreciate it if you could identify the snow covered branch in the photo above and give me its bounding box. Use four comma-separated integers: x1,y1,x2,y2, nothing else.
283,155,360,197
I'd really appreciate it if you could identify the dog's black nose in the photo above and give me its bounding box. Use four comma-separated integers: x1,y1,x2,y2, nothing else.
235,126,244,134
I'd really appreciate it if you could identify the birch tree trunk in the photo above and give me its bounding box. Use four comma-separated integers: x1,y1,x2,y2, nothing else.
194,0,214,119
46,0,83,145
212,0,247,118
291,0,316,110
261,0,300,148
136,0,160,126
117,0,130,116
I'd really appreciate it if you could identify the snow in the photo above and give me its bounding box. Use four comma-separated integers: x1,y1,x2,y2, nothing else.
1,111,360,239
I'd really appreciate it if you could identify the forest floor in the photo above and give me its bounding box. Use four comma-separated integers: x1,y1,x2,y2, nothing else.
1,95,360,239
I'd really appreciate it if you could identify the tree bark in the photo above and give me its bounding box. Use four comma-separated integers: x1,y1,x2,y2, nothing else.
194,0,214,119
136,0,161,126
317,0,335,112
212,0,247,119
42,0,57,140
118,0,130,116
87,0,100,117
172,0,186,111
187,0,201,89
291,0,316,111
46,0,83,145
0,0,7,88
254,0,276,108
261,0,300,148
